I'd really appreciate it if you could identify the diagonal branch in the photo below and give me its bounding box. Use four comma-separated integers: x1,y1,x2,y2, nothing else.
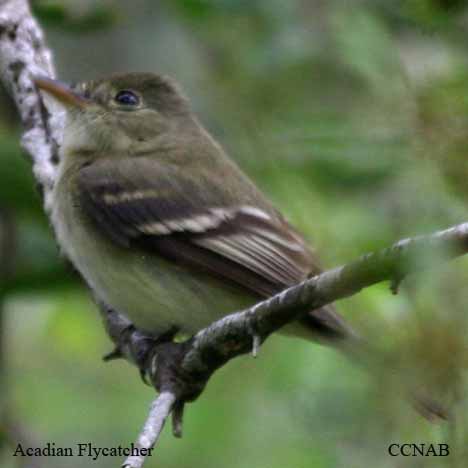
1,2,468,468
184,220,468,370
120,221,468,467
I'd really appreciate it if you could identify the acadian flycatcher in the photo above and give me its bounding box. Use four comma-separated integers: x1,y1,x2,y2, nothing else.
34,73,356,348
32,73,447,421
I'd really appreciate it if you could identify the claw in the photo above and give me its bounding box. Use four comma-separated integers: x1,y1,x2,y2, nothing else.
172,401,184,438
102,346,123,362
139,368,151,386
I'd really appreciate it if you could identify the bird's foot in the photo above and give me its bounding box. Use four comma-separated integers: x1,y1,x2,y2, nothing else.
102,324,180,385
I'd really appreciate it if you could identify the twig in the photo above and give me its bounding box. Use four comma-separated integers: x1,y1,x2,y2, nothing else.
251,334,261,358
117,222,468,467
122,392,176,468
178,221,468,380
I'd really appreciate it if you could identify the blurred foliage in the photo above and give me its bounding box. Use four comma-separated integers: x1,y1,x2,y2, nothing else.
2,0,468,467
32,0,117,32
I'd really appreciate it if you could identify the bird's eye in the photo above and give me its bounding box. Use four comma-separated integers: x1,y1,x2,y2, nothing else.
115,90,140,106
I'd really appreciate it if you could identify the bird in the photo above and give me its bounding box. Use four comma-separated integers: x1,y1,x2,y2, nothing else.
33,72,356,351
33,73,451,421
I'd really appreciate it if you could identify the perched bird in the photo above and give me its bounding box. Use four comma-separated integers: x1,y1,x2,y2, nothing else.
34,73,448,420
34,73,357,350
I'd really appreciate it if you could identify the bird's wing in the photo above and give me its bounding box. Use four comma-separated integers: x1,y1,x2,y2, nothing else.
75,157,319,296
76,157,353,341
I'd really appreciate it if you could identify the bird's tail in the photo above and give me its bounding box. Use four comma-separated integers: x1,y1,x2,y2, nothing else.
289,305,448,422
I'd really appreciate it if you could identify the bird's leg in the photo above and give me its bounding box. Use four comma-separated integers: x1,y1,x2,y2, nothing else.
98,300,180,383
102,323,156,384
137,326,179,385
103,323,180,385
99,302,209,439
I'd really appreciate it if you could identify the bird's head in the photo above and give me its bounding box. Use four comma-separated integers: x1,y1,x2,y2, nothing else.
34,72,192,156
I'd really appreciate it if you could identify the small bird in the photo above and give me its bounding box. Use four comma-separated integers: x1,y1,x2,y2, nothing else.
34,73,449,420
34,73,356,349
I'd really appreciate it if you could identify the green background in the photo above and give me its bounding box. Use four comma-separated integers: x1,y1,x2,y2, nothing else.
1,1,468,467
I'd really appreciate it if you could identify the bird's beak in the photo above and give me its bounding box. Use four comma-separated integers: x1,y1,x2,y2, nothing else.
34,76,91,109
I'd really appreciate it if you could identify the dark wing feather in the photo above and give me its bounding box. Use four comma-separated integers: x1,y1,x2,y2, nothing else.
76,157,353,341
76,157,315,296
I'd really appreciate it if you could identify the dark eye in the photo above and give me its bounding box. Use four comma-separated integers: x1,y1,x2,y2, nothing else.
115,90,140,106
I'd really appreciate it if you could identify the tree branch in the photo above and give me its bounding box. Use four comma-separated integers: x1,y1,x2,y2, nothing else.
1,2,467,468
0,0,59,210
120,221,468,467
122,392,176,468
